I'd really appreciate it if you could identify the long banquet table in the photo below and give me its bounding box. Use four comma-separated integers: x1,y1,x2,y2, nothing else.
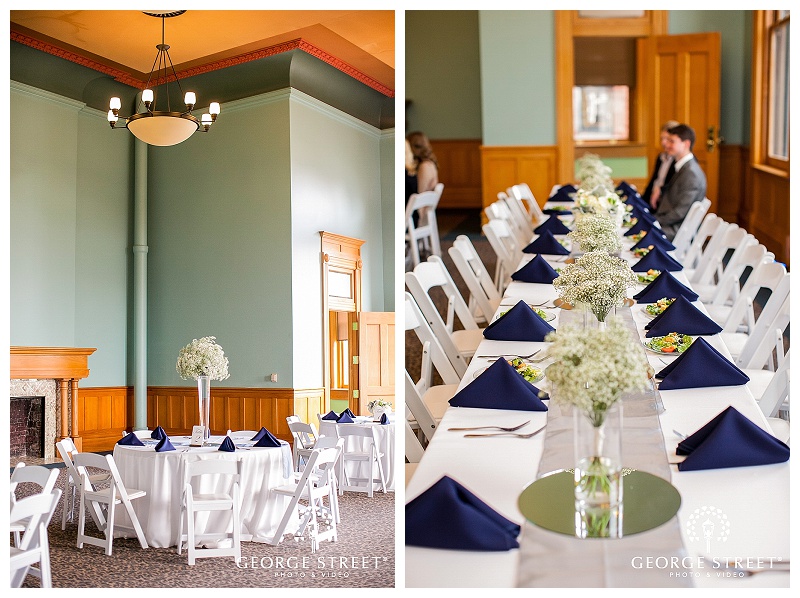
113,432,295,548
405,207,789,588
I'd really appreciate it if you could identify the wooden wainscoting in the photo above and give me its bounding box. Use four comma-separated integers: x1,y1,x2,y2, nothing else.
78,386,325,452
749,165,790,267
480,146,558,215
717,144,748,225
78,386,132,453
433,139,483,209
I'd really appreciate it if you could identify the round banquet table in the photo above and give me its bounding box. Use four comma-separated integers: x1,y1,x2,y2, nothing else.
112,433,295,548
318,415,396,491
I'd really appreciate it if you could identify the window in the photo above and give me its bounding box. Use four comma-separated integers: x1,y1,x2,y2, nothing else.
768,11,790,161
572,86,630,141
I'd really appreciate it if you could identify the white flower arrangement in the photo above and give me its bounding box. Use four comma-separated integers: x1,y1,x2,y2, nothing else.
368,399,392,413
568,214,622,254
544,318,650,425
575,153,612,181
176,336,230,381
552,251,637,321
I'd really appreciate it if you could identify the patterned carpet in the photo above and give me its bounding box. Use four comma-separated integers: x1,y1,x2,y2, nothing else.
14,467,395,588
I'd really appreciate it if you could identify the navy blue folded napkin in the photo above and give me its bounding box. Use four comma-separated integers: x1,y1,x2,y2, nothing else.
343,408,356,418
677,406,790,471
634,272,699,303
534,216,571,236
511,255,560,284
218,436,236,452
254,428,282,447
645,296,723,337
406,476,521,551
380,413,390,425
155,435,176,452
449,359,548,411
630,204,657,226
543,208,572,216
632,245,683,272
251,427,269,441
547,186,575,203
522,230,570,255
483,300,555,342
616,181,638,199
336,411,355,423
150,426,167,441
655,337,750,390
118,432,145,446
626,194,651,214
321,410,338,421
632,229,676,252
624,219,649,237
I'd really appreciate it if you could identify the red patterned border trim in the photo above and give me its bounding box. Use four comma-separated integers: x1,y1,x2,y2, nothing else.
12,31,394,97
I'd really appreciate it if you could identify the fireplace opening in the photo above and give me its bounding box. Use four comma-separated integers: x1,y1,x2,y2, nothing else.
10,396,45,458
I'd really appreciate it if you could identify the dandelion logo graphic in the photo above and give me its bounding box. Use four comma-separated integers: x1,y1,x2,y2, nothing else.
685,506,730,552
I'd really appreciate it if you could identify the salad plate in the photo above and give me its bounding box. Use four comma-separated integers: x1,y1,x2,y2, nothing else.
475,358,544,384
642,333,693,354
637,270,661,285
642,297,675,318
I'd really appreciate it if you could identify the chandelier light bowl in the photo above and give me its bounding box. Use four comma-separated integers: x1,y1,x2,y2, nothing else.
107,11,219,146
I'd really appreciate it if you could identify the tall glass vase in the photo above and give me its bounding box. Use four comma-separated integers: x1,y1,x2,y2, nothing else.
574,402,623,508
197,375,211,440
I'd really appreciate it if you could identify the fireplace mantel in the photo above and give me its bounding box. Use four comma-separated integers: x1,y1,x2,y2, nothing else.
10,346,96,451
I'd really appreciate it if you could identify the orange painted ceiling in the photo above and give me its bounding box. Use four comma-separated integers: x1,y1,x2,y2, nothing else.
10,10,394,94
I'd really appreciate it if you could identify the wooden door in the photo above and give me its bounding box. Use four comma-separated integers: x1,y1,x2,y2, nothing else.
649,33,721,210
355,312,395,416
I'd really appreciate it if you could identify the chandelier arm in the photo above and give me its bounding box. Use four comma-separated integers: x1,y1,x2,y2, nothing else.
163,48,185,113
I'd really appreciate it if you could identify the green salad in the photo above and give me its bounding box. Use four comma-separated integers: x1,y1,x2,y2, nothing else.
508,358,543,383
500,306,549,320
645,333,693,354
637,269,661,284
645,297,675,317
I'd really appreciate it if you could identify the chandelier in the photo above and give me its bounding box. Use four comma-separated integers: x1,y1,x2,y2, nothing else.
107,11,219,146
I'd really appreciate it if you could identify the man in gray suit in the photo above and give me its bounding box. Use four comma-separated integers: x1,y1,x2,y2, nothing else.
654,124,707,241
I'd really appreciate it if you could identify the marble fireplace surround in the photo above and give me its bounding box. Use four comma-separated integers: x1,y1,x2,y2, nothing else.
10,347,96,460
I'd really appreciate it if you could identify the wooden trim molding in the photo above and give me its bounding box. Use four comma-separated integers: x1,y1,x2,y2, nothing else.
480,145,558,214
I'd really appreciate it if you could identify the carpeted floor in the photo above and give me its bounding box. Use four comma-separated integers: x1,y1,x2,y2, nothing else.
14,467,395,588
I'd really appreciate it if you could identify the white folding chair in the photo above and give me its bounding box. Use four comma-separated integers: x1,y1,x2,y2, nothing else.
671,197,711,261
306,436,345,524
482,218,522,294
56,438,110,531
73,452,149,555
288,420,319,471
755,351,790,444
685,221,737,283
270,446,341,552
485,198,530,249
720,271,790,361
449,234,503,325
681,213,723,272
121,429,152,439
703,243,774,307
405,257,483,374
405,417,425,488
10,490,62,589
405,182,444,267
337,425,387,497
689,226,752,289
509,182,545,224
176,457,242,565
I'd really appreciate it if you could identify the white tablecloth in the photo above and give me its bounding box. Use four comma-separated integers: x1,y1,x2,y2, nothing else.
113,433,294,548
406,215,789,588
319,415,396,491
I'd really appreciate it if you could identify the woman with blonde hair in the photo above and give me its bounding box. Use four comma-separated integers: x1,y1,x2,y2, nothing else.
406,131,439,193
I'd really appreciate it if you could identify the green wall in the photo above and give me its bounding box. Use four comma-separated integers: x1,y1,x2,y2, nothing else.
405,10,482,139
10,82,132,386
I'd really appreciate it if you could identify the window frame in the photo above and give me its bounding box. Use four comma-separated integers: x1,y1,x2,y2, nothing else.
754,10,790,173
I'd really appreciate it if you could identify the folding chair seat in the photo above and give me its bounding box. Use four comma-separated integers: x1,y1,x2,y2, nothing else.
449,234,503,325
10,490,62,588
270,446,341,552
177,458,242,565
56,438,110,531
72,452,149,555
405,257,483,374
405,182,444,267
671,197,711,261
337,425,387,497
288,420,319,471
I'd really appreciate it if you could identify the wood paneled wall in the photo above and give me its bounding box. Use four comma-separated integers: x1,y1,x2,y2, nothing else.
480,146,559,212
432,139,483,209
78,386,324,452
717,144,748,225
749,166,790,267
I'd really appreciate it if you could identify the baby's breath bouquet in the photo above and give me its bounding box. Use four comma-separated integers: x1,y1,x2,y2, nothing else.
553,251,637,322
176,336,230,381
575,152,611,181
568,214,622,254
544,319,650,424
